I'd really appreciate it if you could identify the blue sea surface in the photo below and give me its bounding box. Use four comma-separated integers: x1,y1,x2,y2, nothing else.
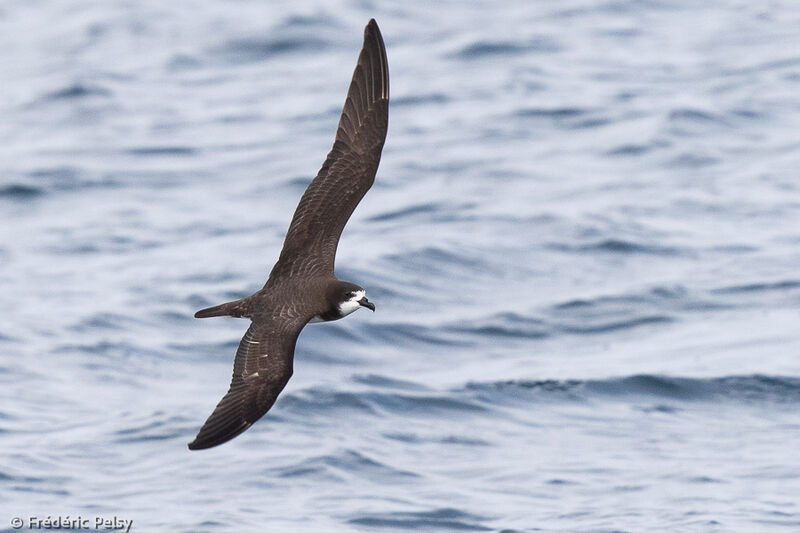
2,1,800,531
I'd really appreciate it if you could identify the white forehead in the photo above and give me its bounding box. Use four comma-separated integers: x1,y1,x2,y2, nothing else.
348,289,366,300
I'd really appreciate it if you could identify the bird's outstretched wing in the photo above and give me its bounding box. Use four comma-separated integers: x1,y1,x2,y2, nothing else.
267,19,389,283
188,314,307,450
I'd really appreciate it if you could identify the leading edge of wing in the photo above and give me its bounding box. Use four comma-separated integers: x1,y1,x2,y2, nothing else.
267,19,389,282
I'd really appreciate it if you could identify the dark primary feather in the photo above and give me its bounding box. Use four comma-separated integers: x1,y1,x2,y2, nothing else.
188,315,306,450
268,19,389,283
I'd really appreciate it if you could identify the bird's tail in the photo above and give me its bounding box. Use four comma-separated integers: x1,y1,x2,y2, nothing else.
194,297,250,319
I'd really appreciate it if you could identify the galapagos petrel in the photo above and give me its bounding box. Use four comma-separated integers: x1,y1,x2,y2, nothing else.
188,19,388,450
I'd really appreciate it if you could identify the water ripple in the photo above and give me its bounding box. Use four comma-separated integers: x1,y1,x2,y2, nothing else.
349,508,492,532
464,375,800,405
456,37,561,59
0,184,45,200
127,146,197,157
44,84,111,101
281,387,487,417
114,412,192,444
711,279,800,294
277,449,419,482
212,36,328,64
549,238,687,256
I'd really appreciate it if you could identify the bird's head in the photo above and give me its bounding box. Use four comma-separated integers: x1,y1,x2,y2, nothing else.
334,282,375,317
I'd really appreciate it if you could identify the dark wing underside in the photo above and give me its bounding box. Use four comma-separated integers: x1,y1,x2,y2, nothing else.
267,19,389,283
188,315,307,450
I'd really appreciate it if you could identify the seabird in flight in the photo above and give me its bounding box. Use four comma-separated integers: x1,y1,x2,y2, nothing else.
188,19,388,450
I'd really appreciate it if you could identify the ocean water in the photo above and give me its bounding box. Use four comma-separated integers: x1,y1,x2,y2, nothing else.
2,0,800,531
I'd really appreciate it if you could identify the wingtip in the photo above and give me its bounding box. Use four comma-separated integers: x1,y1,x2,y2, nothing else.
362,19,388,101
188,417,255,451
187,436,224,451
365,18,382,40
187,438,217,451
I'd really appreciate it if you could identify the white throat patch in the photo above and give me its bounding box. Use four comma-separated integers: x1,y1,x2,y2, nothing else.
338,289,366,317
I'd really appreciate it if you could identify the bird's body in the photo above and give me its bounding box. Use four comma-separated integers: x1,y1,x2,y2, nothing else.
188,19,388,450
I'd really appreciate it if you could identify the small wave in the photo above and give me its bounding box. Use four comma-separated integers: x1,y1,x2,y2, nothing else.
606,140,671,157
687,476,724,484
367,202,442,223
0,184,45,200
279,389,376,416
370,322,470,347
351,374,430,391
449,305,676,342
169,338,240,358
127,146,196,157
276,449,419,482
448,312,549,340
154,310,195,325
182,271,241,284
211,36,328,64
456,38,561,59
350,508,491,531
392,93,450,106
280,387,486,417
166,53,202,71
557,314,672,334
383,432,490,447
559,285,691,309
0,473,71,498
668,108,727,124
580,239,681,255
464,375,800,405
516,106,613,129
549,238,687,256
20,166,118,193
54,341,163,368
444,284,729,342
282,13,338,28
44,83,111,101
27,166,80,187
114,412,193,444
711,279,800,294
44,234,161,255
606,143,651,157
517,106,586,119
367,201,476,224
69,313,141,332
665,152,720,168
382,246,491,280
729,107,766,120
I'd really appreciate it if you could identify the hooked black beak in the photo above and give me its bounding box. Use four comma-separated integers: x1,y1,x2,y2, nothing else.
358,297,375,312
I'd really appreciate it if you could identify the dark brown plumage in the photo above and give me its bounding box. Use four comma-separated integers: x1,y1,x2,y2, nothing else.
188,19,388,451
